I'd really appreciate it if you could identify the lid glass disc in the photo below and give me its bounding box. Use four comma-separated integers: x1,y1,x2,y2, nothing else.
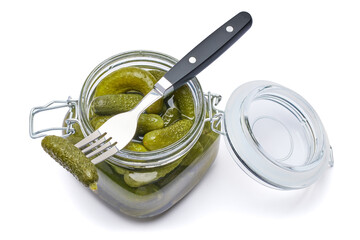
223,81,332,190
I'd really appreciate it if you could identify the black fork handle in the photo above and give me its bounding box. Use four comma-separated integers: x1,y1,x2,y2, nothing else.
160,11,252,91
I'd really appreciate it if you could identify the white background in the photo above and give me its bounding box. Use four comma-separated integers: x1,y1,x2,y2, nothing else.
1,0,359,239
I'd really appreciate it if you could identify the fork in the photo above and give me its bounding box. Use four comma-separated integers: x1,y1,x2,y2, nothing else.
74,90,163,164
29,12,248,164
50,11,252,165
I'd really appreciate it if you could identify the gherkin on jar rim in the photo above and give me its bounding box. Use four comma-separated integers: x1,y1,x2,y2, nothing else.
41,135,98,190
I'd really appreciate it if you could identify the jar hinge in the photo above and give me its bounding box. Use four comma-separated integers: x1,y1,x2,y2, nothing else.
204,92,226,135
29,97,79,139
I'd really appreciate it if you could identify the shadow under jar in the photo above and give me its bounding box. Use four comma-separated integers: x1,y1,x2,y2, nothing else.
71,50,220,218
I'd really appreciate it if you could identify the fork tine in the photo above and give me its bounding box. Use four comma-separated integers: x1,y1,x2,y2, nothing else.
73,128,119,164
86,141,112,158
91,144,119,165
81,136,109,154
74,130,102,149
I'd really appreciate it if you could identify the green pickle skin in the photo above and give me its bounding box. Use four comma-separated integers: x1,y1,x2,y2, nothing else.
124,142,148,152
90,115,112,130
148,69,166,83
174,85,195,120
94,67,163,114
137,114,164,135
180,141,204,167
143,119,193,151
41,135,98,190
92,94,143,115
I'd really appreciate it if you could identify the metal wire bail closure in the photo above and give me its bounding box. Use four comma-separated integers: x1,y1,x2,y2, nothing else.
204,91,225,135
29,97,78,139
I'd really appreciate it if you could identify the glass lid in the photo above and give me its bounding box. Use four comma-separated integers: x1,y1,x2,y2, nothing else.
223,81,333,190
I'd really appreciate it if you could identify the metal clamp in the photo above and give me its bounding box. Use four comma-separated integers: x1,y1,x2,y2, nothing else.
29,97,79,139
204,92,226,135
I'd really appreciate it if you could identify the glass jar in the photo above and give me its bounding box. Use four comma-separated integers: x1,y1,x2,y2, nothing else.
72,50,220,218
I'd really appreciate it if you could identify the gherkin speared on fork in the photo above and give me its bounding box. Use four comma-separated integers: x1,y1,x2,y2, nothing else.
41,135,98,190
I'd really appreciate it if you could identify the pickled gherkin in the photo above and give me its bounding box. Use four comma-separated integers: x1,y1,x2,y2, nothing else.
148,69,166,83
94,67,163,114
180,141,204,167
41,135,98,190
137,114,164,135
90,115,112,130
143,119,193,151
91,94,142,116
124,142,148,152
174,85,195,120
199,131,219,149
94,67,155,97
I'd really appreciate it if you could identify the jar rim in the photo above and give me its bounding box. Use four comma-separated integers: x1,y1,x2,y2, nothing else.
78,50,205,169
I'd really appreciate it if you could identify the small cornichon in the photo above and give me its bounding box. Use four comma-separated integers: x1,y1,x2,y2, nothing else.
174,85,195,120
137,114,164,135
143,119,193,150
41,135,98,190
124,142,148,152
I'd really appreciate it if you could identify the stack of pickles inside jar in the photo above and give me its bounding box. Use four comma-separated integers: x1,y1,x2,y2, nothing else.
42,66,219,195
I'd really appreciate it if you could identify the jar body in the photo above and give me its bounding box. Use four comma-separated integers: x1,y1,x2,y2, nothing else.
72,51,220,218
95,135,219,218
